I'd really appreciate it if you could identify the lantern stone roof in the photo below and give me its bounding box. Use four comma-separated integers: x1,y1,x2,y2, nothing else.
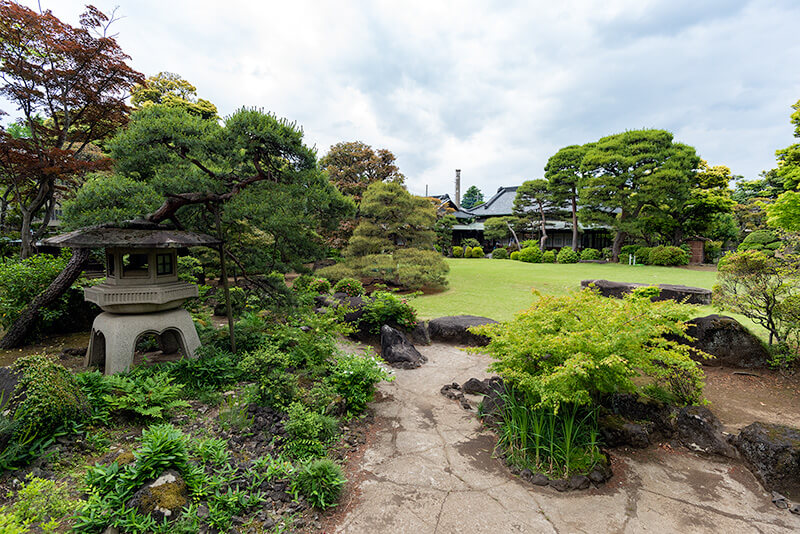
42,220,220,249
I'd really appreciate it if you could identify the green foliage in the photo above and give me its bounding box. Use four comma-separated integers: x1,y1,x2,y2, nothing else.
452,246,464,258
102,372,189,421
738,229,781,255
218,391,255,432
461,186,484,209
197,311,270,354
9,354,88,436
510,251,520,261
291,458,346,510
518,245,542,263
631,286,662,300
768,190,800,232
177,255,203,284
713,250,800,347
470,246,484,258
648,246,689,266
483,216,523,242
308,278,332,294
472,289,706,408
332,277,364,296
542,250,556,263
580,248,601,260
491,248,508,259
492,386,603,478
433,215,456,253
461,238,481,248
359,291,417,333
328,352,393,415
61,173,162,230
283,402,339,459
163,350,243,393
556,247,579,264
238,346,298,409
131,72,218,119
318,249,448,291
0,250,94,339
292,274,315,292
635,246,653,264
3,474,77,530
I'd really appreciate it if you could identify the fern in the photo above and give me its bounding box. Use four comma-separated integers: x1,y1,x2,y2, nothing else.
102,373,188,421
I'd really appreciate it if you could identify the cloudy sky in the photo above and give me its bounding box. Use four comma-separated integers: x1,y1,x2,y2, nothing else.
13,0,800,199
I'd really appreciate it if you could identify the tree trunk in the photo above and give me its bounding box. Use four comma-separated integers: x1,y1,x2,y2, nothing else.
506,221,521,251
215,208,236,353
611,231,627,262
0,247,90,349
538,204,548,251
571,194,579,251
19,209,34,259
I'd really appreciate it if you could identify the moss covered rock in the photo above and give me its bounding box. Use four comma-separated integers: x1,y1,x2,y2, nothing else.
127,469,188,522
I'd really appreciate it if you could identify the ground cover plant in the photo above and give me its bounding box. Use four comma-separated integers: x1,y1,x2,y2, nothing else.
472,288,706,477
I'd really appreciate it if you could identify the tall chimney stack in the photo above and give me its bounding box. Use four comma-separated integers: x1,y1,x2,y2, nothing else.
455,169,461,208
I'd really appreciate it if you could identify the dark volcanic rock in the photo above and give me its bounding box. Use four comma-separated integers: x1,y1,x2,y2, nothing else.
462,377,491,396
734,422,800,499
600,415,651,448
477,377,506,426
549,478,570,492
568,474,591,490
0,367,19,410
428,315,499,346
675,406,737,458
381,325,427,369
681,315,770,368
409,321,431,346
580,279,711,305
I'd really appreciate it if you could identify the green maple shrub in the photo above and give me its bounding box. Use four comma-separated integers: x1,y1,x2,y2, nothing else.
518,245,542,263
556,247,579,264
461,238,481,248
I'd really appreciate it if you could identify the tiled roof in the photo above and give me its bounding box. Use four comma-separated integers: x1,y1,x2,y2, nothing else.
464,186,519,218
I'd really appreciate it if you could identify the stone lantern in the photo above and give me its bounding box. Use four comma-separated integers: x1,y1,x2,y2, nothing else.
44,222,220,374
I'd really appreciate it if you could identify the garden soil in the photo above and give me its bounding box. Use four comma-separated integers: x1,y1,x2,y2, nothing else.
322,342,800,534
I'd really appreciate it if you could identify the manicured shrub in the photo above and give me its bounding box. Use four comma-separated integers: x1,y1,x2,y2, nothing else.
462,238,481,248
635,246,653,265
541,250,556,263
359,291,417,333
580,248,601,261
452,246,464,258
491,248,508,259
648,245,689,266
518,245,542,263
392,248,449,290
557,247,579,264
213,285,246,316
9,354,89,436
333,277,364,296
737,229,782,256
471,246,485,258
292,273,315,292
520,240,537,249
510,251,520,261
309,263,356,284
308,278,332,294
328,352,392,415
291,458,346,510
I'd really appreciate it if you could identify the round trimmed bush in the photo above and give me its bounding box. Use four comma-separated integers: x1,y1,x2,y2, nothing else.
557,247,579,264
462,238,481,248
452,246,464,258
308,278,331,294
491,248,508,259
510,251,520,261
542,250,556,263
580,248,600,260
518,245,542,263
648,245,689,266
332,277,364,296
471,246,485,258
634,246,653,265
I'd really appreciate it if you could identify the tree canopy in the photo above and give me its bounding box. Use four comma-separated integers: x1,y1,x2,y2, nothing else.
320,141,405,203
460,185,484,209
767,98,800,232
131,72,218,120
513,179,551,249
0,1,143,257
544,144,592,250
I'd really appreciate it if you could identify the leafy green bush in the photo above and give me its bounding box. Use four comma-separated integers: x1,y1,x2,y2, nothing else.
308,278,332,294
510,251,520,261
635,246,653,265
333,277,364,296
359,291,417,333
164,350,243,392
462,238,481,248
520,240,537,249
648,245,689,266
2,474,77,531
491,248,508,259
541,250,556,263
197,311,270,354
9,354,88,436
283,402,339,459
471,246,485,258
319,249,448,291
177,255,203,284
292,274,315,292
238,346,298,409
452,246,464,258
741,229,779,246
328,352,392,415
102,372,189,420
291,458,346,510
0,251,96,339
556,247,579,264
580,248,601,260
518,245,542,263
472,289,706,407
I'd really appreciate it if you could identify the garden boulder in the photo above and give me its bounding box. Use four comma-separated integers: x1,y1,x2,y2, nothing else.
380,325,427,369
127,469,189,522
734,422,800,499
428,315,498,346
680,315,770,368
675,406,737,458
580,279,712,305
0,367,19,410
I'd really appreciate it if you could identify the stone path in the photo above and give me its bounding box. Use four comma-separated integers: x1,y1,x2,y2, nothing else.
332,343,799,533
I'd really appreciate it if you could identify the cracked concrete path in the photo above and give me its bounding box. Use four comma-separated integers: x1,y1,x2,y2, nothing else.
332,343,799,534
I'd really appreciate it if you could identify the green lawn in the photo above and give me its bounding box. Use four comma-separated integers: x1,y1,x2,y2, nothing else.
411,259,768,341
